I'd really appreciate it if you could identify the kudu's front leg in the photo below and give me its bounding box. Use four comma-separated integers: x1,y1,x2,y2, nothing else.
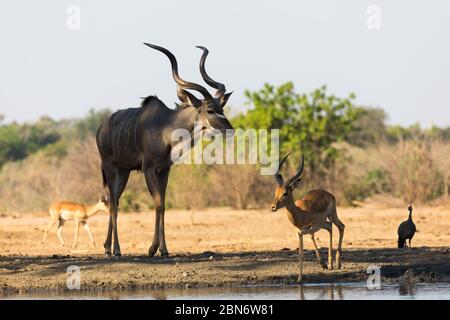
103,166,130,257
104,214,113,255
148,208,161,257
145,166,170,258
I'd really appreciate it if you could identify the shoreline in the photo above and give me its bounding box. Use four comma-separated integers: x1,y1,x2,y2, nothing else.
1,247,449,295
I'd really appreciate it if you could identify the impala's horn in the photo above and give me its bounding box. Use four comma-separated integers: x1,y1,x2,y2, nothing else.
274,153,291,186
287,154,305,187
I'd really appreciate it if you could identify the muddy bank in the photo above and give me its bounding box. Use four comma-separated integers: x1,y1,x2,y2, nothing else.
1,247,449,295
1,207,450,295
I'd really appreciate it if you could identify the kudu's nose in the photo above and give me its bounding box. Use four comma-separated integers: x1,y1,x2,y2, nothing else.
271,204,277,212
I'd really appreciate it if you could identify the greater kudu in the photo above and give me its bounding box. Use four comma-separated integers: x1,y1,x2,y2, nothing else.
96,44,234,257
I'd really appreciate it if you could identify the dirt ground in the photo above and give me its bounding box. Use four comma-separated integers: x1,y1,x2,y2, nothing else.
1,205,450,294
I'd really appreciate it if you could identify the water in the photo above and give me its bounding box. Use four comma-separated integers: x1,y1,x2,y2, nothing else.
3,282,450,300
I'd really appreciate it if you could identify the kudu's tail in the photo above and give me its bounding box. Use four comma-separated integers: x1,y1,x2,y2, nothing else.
101,167,107,188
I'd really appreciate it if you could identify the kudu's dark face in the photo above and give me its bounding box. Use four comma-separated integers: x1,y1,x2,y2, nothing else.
198,95,234,136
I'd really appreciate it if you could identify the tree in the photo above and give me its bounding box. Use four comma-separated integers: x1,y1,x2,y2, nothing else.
232,82,361,177
348,107,387,146
75,108,111,139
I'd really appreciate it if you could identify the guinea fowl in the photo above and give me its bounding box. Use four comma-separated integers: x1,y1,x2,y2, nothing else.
397,205,417,249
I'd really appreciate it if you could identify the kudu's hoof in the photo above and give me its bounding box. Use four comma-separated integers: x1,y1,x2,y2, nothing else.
112,253,122,259
160,251,169,259
148,247,158,257
320,262,328,270
104,244,111,256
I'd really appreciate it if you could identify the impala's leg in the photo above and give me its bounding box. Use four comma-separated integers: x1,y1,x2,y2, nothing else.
144,166,170,258
57,218,66,247
330,206,345,269
323,221,333,270
298,232,304,283
336,222,345,269
310,234,327,269
103,164,130,257
82,221,96,247
42,220,56,247
72,220,80,248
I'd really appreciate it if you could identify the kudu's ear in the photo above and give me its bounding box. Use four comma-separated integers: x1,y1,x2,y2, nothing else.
219,91,233,107
177,88,202,108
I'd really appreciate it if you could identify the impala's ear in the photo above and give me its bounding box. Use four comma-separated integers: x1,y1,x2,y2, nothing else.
289,178,301,190
177,88,202,108
219,91,233,107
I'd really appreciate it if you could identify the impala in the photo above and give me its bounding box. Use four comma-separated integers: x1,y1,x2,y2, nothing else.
271,153,345,282
96,44,234,257
42,197,109,248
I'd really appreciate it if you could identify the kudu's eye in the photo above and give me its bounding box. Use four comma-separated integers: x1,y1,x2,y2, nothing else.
206,109,215,114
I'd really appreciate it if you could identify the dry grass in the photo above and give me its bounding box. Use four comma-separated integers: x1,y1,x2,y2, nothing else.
1,205,449,256
1,138,449,213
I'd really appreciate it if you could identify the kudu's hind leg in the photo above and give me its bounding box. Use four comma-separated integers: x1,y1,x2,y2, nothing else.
144,166,170,258
103,165,130,257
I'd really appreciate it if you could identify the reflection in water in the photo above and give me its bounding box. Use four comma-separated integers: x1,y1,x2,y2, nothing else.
2,282,450,300
399,279,417,296
299,283,345,300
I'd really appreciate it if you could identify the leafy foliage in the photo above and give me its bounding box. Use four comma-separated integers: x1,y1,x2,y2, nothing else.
0,109,111,168
232,82,361,176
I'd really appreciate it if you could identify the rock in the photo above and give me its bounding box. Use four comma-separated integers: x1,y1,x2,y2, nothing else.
182,272,188,277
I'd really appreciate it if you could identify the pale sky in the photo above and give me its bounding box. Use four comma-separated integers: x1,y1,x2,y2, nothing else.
0,0,449,127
